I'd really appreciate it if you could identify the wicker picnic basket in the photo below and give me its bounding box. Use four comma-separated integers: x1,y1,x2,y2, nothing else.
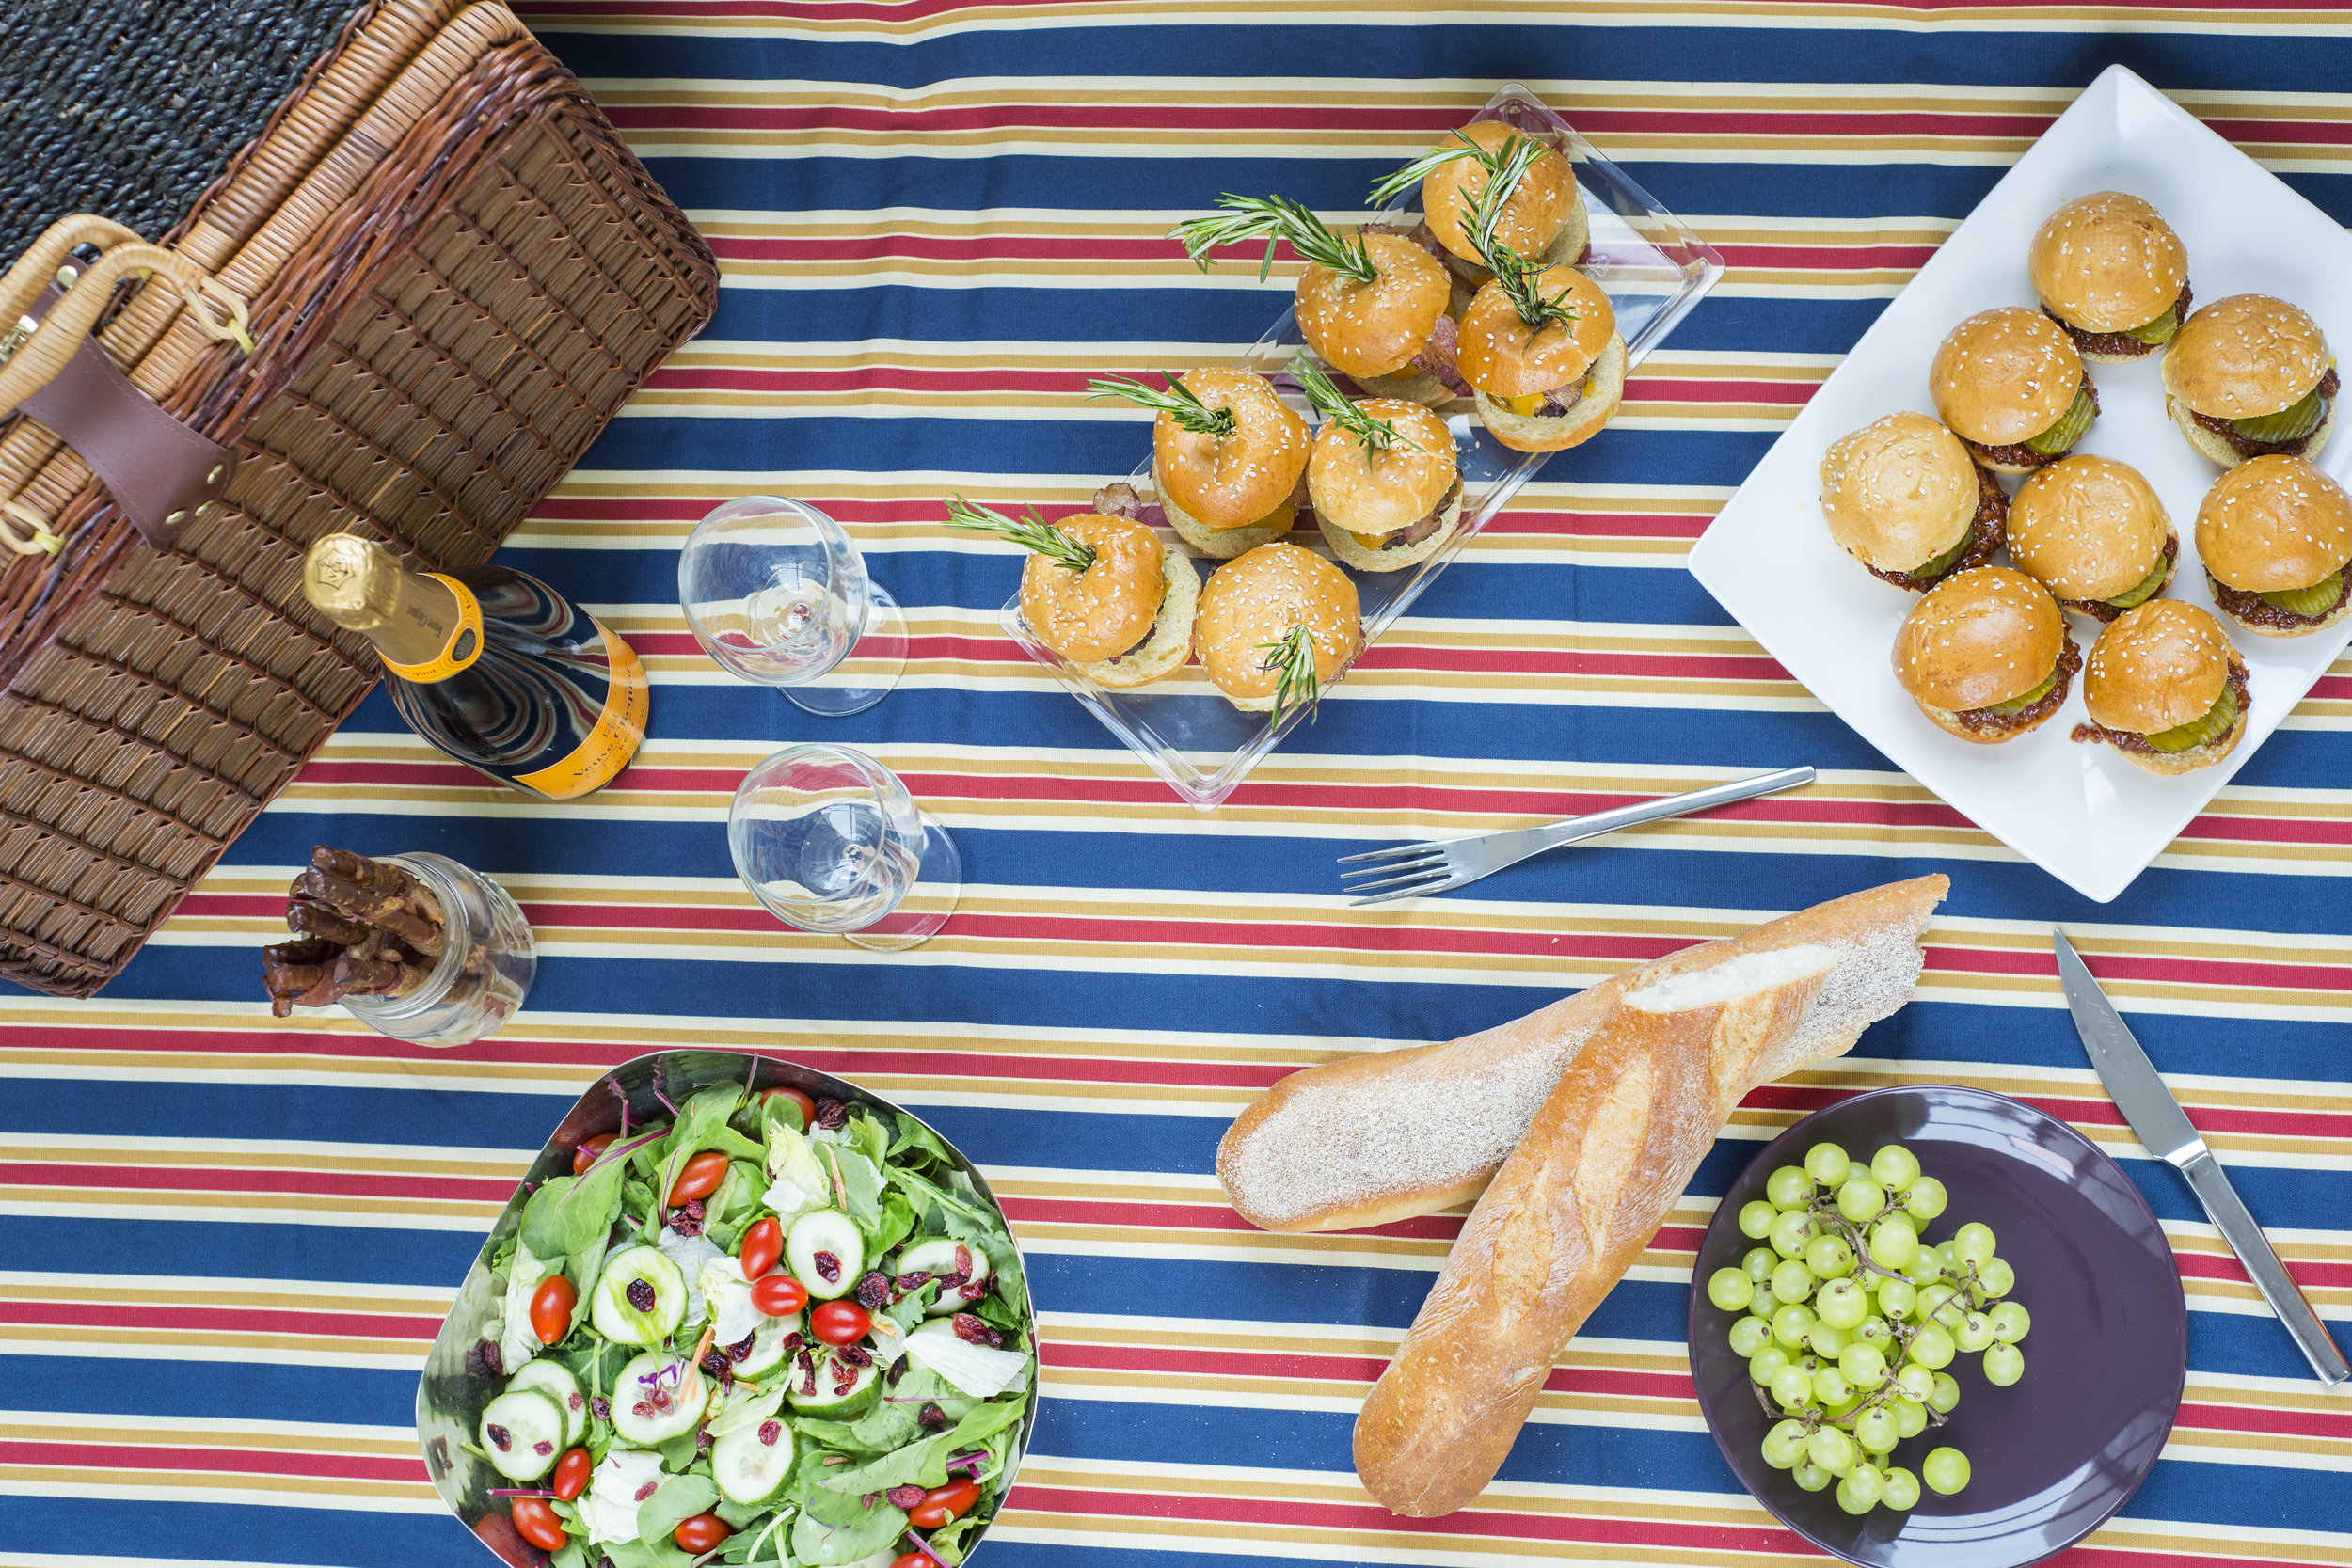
0,0,718,997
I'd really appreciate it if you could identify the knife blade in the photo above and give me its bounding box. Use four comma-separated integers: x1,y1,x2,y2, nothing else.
2053,929,2349,1386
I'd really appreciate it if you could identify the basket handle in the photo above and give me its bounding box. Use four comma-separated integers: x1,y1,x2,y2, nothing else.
0,217,245,548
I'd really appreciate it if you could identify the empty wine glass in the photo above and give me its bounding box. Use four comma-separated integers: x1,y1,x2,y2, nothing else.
679,496,906,717
727,743,960,951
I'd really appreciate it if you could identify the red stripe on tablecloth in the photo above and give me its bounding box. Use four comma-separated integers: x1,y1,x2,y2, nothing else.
0,1160,515,1204
0,1438,427,1485
0,1299,445,1341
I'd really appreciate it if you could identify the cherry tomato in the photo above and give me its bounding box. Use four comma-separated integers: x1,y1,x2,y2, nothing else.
673,1513,730,1553
761,1086,818,1126
739,1216,784,1280
550,1445,592,1500
906,1479,980,1528
529,1274,578,1346
751,1273,807,1318
810,1299,871,1345
571,1133,614,1175
510,1497,567,1551
892,1556,930,1568
668,1149,731,1206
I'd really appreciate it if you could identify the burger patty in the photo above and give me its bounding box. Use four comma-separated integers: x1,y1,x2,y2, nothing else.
1964,375,2099,469
1867,466,2008,593
2207,568,2342,632
2190,366,2340,459
2055,531,2179,624
1948,633,2081,736
1372,479,1462,550
2074,659,2248,754
2047,279,2191,360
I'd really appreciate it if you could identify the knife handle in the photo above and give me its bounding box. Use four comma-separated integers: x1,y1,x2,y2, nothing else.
2180,1153,2350,1386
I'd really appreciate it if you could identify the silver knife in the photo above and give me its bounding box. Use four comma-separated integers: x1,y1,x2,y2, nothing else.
2053,929,2349,1386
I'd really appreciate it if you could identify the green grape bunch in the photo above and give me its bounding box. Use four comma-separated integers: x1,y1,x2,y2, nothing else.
1706,1139,2027,1517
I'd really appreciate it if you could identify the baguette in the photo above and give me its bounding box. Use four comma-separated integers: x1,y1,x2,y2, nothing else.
1216,876,1947,1233
1354,943,1846,1516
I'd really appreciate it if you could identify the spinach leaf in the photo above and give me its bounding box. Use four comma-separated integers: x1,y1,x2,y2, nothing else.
868,1191,917,1259
656,1086,765,1210
599,1542,691,1568
924,1509,986,1565
886,1116,956,1174
948,1394,1026,1450
790,1502,907,1567
816,1432,953,1496
520,1151,630,1261
638,1473,720,1547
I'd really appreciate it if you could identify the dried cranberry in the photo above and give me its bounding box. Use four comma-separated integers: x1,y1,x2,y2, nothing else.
951,1312,1004,1348
532,1439,553,1455
685,1197,707,1219
565,1391,584,1412
835,1343,873,1368
886,1484,928,1509
815,1099,849,1130
954,1244,974,1276
700,1353,731,1378
486,1423,512,1450
590,1396,611,1422
814,1251,841,1283
758,1419,783,1447
778,1331,806,1354
917,1402,948,1430
697,1428,714,1450
854,1272,894,1308
466,1340,505,1380
862,1492,880,1510
635,1480,660,1503
797,1350,819,1395
886,1355,908,1386
726,1332,759,1363
666,1204,705,1239
895,1270,934,1295
626,1278,656,1311
632,1401,655,1418
831,1358,857,1395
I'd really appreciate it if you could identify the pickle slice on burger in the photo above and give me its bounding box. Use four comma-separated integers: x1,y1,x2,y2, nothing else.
1090,370,1309,561
2193,452,2352,638
1289,356,1463,573
1193,543,1364,721
2005,455,2179,624
1929,307,2096,473
1891,566,2080,744
1819,411,2004,592
946,494,1200,688
2028,192,2192,364
2159,293,2337,467
1368,121,1589,291
2075,599,2249,775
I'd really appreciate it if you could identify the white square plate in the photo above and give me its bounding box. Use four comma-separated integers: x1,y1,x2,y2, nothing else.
1688,64,2352,903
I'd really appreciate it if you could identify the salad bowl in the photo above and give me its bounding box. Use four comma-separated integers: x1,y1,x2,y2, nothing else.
415,1050,1040,1568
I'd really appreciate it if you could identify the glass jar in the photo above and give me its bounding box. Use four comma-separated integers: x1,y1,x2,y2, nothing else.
339,852,534,1047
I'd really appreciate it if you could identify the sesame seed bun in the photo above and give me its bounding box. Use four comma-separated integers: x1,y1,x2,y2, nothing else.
1308,401,1461,572
1018,512,1166,662
1151,368,1309,546
2193,452,2352,592
1929,307,2086,446
1421,122,1582,267
2083,599,2233,733
1470,335,1627,453
1193,543,1365,711
1295,231,1451,380
1154,464,1296,559
1818,412,1979,574
2159,293,2328,418
1891,565,2068,729
1456,267,1616,398
2028,192,2188,334
1069,542,1200,689
2007,455,2172,602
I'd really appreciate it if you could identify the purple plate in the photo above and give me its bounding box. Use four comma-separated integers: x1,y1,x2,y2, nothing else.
1688,1085,2186,1567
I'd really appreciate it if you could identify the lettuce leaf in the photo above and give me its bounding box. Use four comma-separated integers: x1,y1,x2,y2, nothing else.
789,1502,907,1567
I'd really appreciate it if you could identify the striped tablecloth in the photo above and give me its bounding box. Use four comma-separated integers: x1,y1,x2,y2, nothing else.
8,6,2350,1567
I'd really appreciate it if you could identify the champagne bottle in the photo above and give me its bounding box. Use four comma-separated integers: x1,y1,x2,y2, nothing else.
302,534,648,800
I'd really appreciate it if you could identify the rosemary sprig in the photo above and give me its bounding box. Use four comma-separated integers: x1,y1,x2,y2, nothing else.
1365,131,1486,209
1461,131,1549,269
1486,238,1581,333
1287,355,1429,454
1256,624,1325,726
1170,195,1377,284
1087,374,1236,438
943,495,1095,573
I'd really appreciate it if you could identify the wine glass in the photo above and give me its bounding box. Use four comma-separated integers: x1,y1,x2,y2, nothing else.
678,496,906,717
726,743,960,951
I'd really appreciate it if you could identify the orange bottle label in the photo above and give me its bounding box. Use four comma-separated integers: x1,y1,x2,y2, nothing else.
381,575,486,681
514,618,648,800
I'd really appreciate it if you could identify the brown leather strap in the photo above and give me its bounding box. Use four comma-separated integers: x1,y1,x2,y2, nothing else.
15,284,235,547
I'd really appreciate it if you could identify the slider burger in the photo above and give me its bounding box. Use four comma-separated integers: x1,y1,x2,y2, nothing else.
1090,370,1309,560
1891,566,2080,743
1193,542,1364,721
1368,121,1589,289
2027,191,2191,363
2160,293,2338,467
2075,599,2248,774
944,495,1198,687
1292,356,1462,572
2004,454,2177,623
1174,195,1456,406
1929,306,2096,472
1456,258,1624,451
1818,411,2004,592
2193,452,2352,637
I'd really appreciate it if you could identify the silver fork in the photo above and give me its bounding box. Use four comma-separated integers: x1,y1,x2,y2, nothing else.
1337,765,1816,906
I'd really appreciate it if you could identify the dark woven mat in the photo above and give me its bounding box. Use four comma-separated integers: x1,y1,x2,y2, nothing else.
0,0,366,261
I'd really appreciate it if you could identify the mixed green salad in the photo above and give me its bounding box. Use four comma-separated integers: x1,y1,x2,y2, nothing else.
460,1077,1033,1568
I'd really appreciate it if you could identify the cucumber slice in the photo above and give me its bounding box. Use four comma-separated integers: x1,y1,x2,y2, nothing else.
2022,388,2095,456
2143,684,2239,752
729,1310,801,1377
610,1352,711,1445
787,1210,866,1301
1980,664,2058,718
2123,307,2179,345
2232,388,2327,443
2104,551,2169,610
786,1355,881,1418
2256,571,2344,617
479,1388,565,1481
592,1245,687,1346
508,1359,586,1448
711,1415,798,1507
898,1237,991,1316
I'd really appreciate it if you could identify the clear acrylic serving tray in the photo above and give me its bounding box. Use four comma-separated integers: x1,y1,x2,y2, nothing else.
1000,83,1725,809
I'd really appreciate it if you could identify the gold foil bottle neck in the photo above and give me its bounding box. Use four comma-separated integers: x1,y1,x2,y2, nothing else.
302,533,464,669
